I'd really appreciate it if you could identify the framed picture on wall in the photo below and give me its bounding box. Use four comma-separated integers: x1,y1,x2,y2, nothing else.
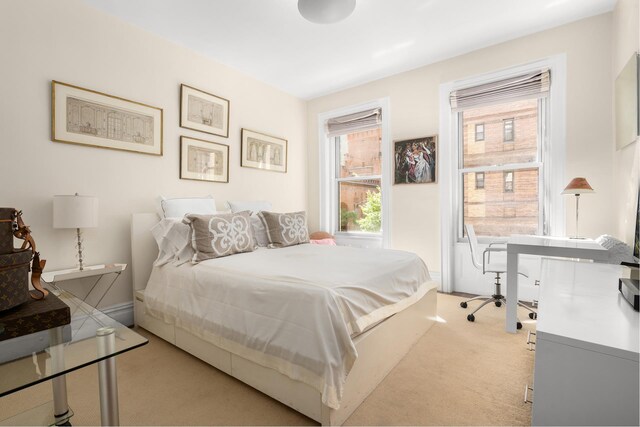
180,84,230,137
240,128,287,173
51,80,163,155
180,136,229,183
614,53,640,150
394,135,437,184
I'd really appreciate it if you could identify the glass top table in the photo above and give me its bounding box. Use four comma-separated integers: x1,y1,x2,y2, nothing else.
0,285,148,425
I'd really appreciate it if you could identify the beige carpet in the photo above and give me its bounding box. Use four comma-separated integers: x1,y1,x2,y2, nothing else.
0,293,535,425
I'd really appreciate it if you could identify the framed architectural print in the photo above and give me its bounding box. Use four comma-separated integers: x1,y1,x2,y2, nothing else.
51,81,163,155
241,129,287,173
180,84,230,137
180,136,229,183
394,135,437,184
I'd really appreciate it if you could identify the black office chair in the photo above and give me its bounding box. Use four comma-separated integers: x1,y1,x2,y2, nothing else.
459,224,536,329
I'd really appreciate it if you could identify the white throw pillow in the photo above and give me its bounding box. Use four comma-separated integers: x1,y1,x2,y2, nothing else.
226,200,272,216
250,216,270,247
151,219,194,266
159,195,217,219
596,234,639,264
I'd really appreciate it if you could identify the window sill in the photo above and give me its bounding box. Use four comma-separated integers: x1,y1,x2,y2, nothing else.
335,232,383,248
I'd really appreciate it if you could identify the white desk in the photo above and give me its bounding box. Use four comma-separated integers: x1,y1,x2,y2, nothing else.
505,236,610,333
531,258,638,425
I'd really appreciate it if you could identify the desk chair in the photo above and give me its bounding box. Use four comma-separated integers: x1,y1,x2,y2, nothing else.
460,224,536,329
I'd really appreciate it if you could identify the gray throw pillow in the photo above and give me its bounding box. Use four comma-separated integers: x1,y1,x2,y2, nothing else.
259,211,310,248
184,211,255,262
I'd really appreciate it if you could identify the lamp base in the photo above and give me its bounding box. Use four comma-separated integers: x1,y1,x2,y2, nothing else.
75,228,85,271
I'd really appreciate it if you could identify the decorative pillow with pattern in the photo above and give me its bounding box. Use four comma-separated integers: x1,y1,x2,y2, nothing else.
259,211,310,248
183,211,255,262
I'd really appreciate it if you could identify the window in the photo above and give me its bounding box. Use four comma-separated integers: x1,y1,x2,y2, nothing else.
503,118,514,142
449,62,551,240
442,60,565,292
319,101,390,246
335,128,382,233
504,171,514,192
458,97,545,238
475,123,485,141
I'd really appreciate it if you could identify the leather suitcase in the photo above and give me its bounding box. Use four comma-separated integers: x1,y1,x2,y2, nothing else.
0,208,16,255
0,249,31,311
0,291,70,343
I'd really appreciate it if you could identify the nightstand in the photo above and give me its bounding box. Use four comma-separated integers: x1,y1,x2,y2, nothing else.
41,264,126,308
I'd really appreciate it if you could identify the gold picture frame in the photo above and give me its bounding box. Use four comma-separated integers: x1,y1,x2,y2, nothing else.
240,128,287,173
51,81,163,156
180,84,230,138
180,136,229,183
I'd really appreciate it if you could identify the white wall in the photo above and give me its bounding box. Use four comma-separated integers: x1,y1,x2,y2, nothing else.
306,13,615,286
0,0,307,307
612,0,640,246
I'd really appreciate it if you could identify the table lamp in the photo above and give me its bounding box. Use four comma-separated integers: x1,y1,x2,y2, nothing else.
562,177,594,239
53,194,99,271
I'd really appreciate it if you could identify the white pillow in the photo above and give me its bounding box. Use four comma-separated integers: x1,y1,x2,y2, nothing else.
158,195,216,219
151,219,194,266
250,216,270,247
596,234,639,264
226,200,272,216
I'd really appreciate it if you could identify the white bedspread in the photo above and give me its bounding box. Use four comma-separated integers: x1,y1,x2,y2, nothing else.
144,244,435,409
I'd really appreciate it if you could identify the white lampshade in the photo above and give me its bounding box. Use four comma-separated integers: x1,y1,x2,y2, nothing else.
298,0,356,24
53,195,99,229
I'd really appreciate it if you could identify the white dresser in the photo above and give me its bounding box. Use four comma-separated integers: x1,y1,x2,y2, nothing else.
531,259,639,426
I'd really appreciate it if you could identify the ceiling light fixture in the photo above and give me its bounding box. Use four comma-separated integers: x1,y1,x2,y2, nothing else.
298,0,356,24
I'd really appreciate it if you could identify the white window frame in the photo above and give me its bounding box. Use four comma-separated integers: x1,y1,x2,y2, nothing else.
455,98,547,240
475,123,485,141
439,55,566,292
318,98,391,248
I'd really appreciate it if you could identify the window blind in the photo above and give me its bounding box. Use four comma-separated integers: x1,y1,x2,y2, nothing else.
450,69,550,112
326,107,382,137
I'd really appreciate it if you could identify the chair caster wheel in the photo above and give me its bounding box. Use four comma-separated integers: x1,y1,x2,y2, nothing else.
517,322,523,330
460,302,468,308
467,314,475,322
495,301,502,307
529,312,537,320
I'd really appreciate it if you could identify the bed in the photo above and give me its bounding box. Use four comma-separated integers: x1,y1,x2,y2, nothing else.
131,213,438,425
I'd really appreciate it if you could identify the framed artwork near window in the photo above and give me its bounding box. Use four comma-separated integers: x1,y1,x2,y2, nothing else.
180,136,229,183
615,53,639,150
240,129,287,173
180,84,230,138
51,81,163,155
394,135,437,184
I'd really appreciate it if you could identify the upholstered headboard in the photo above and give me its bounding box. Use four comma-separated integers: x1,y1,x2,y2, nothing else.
130,213,160,293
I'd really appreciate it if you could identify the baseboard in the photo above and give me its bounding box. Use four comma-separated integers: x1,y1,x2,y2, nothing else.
102,300,134,327
429,271,442,291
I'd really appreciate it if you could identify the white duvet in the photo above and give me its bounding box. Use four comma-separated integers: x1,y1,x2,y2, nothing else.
144,243,435,409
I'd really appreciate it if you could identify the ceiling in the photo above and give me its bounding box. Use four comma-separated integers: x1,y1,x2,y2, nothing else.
83,0,616,100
